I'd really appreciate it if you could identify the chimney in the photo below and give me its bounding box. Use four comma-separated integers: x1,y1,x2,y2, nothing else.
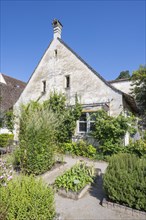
52,19,63,39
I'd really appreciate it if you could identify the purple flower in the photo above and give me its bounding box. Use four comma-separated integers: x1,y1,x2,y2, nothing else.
7,176,13,181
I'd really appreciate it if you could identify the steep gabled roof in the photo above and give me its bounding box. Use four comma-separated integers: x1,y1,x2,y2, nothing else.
0,74,26,113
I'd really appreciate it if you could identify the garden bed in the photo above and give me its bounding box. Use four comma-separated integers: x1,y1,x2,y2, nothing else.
54,163,101,200
57,183,91,200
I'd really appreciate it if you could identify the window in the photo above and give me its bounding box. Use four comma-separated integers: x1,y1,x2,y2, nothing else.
78,112,95,133
79,113,87,132
54,49,57,57
65,75,70,88
42,80,46,93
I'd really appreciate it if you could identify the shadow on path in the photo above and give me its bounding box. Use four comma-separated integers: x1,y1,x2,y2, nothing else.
89,174,106,205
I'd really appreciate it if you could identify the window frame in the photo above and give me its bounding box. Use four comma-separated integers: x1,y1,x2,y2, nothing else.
78,112,95,134
42,80,46,93
65,75,70,89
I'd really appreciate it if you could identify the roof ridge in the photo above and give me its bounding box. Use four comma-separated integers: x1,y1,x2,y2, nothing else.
57,38,123,95
2,73,26,84
108,78,131,83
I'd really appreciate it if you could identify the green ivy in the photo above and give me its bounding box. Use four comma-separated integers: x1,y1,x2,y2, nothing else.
91,110,137,156
43,92,82,143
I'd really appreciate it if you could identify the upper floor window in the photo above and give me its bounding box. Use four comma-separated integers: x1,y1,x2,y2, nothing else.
42,80,46,93
65,75,70,89
54,49,57,57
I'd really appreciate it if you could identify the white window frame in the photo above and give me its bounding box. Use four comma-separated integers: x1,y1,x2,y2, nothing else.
78,112,95,134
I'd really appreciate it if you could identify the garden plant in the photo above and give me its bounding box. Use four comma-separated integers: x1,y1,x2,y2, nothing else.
103,153,146,211
0,175,55,220
55,162,95,192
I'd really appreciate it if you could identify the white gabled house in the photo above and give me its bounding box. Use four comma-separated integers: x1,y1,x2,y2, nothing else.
14,19,138,143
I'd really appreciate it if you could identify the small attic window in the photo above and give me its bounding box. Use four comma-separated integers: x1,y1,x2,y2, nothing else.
65,75,70,89
14,84,20,88
42,80,46,93
54,49,57,57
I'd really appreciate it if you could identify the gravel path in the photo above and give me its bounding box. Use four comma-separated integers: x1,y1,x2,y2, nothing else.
41,155,145,220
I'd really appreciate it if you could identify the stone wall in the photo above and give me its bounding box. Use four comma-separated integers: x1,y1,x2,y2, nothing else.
15,38,123,117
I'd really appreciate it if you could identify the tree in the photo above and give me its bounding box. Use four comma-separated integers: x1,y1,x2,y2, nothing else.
116,70,130,80
131,65,146,116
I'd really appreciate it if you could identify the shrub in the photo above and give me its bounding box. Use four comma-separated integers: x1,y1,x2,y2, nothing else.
16,102,59,175
98,141,125,156
103,153,146,211
55,162,95,192
126,139,146,157
61,140,96,159
43,92,82,143
0,134,14,148
0,175,55,220
91,110,136,157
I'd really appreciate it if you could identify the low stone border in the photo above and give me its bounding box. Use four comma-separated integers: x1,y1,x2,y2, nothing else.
57,184,91,200
102,198,146,218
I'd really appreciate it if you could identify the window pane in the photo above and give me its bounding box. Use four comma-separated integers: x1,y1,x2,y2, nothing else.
65,76,70,88
79,113,86,121
79,122,87,132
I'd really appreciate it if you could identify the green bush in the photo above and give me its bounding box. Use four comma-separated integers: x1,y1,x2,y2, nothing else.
103,153,146,211
98,141,125,156
126,139,146,157
61,140,96,159
91,110,136,157
43,92,82,143
55,162,95,192
0,175,55,220
16,102,59,175
0,134,14,148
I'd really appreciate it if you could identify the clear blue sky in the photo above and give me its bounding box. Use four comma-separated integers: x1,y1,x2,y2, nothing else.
1,0,146,82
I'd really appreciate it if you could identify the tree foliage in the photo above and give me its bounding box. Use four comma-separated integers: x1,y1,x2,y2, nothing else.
131,65,146,116
116,70,130,80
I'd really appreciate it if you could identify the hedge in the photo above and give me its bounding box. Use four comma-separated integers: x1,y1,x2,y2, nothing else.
103,153,146,211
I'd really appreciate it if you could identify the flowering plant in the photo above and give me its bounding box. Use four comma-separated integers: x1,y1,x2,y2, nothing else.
0,159,13,187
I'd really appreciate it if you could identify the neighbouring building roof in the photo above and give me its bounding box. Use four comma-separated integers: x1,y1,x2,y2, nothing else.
0,73,26,113
108,78,131,83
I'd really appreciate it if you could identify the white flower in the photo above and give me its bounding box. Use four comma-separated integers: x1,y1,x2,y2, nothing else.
73,179,80,184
